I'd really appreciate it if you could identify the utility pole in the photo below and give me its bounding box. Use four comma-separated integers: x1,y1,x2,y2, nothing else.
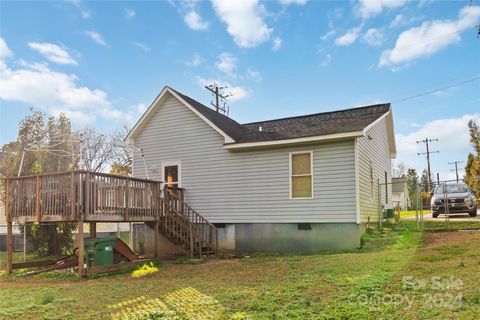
204,83,232,115
416,138,439,192
448,161,463,183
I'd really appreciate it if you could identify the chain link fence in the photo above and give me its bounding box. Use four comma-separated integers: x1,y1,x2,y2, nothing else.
382,177,479,231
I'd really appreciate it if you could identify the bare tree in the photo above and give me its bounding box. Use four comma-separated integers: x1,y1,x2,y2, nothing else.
110,125,133,175
76,128,112,172
391,160,407,178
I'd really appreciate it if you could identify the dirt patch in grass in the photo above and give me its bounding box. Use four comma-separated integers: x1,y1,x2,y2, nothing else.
422,230,480,249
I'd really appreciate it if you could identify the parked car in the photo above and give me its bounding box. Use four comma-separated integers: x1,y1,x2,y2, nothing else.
430,183,477,218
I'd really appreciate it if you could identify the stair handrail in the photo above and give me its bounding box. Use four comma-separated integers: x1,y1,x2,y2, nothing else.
163,187,218,253
160,198,201,256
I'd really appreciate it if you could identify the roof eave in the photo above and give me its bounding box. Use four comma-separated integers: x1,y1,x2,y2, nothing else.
223,131,364,150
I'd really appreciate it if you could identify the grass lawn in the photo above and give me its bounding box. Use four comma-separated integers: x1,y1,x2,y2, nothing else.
1,222,480,319
400,210,425,218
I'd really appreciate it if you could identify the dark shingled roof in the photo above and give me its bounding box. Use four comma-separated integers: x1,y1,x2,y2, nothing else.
238,104,390,143
170,87,390,144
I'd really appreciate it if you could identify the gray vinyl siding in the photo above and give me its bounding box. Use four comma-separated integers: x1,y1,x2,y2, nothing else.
357,116,392,223
133,94,357,223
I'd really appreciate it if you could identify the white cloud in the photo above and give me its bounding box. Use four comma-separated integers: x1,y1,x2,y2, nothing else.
396,113,480,180
216,52,238,75
66,0,81,7
135,103,147,114
196,77,251,103
390,14,423,28
321,53,332,67
0,38,13,61
85,31,107,46
356,0,407,19
226,85,251,102
184,10,209,30
390,14,406,28
0,40,129,126
279,0,307,5
380,6,480,68
81,9,91,19
211,0,272,48
272,37,282,50
334,26,362,46
363,28,384,46
125,9,136,19
186,53,205,67
246,67,262,82
133,42,151,52
28,42,77,65
320,29,335,41
0,62,119,125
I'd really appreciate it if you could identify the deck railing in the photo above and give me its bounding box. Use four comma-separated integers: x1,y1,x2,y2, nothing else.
4,171,163,222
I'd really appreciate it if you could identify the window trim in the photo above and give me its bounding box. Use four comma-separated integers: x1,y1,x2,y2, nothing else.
161,160,182,188
289,150,314,200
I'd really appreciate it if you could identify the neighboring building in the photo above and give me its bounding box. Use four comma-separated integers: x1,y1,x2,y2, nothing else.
126,86,396,253
392,177,408,210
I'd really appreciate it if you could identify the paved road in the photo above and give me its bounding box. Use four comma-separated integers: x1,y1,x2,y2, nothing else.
404,209,480,221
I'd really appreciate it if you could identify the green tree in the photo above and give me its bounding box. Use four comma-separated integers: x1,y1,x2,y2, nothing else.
406,168,419,210
465,120,480,198
420,169,430,193
1,109,77,256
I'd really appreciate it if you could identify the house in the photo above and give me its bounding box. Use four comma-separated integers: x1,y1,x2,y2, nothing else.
125,86,396,253
392,177,408,210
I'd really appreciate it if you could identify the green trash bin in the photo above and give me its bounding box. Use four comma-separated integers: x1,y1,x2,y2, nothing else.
384,208,395,223
85,236,117,267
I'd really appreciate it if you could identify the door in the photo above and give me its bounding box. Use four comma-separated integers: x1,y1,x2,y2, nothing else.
161,161,181,188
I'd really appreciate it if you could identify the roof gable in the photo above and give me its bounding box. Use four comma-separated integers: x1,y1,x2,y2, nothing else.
125,87,239,144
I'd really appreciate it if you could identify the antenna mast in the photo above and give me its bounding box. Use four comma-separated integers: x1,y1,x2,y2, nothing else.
204,82,232,116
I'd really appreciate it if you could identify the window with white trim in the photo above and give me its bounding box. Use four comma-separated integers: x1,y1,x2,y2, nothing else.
290,151,313,199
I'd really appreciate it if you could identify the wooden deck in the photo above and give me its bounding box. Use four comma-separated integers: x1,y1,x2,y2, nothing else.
3,170,218,275
4,170,162,223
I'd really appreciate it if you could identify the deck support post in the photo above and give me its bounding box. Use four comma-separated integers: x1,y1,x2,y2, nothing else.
189,224,194,259
77,220,85,277
35,176,41,221
154,221,159,258
89,222,96,239
6,221,13,274
6,179,13,274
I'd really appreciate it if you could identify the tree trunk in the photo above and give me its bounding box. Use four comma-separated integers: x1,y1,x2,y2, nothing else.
45,224,61,256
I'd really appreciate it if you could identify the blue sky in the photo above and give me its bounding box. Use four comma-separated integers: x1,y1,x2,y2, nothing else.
0,0,479,180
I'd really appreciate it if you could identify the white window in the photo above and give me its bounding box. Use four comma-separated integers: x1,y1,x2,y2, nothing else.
290,151,313,199
369,160,374,202
161,161,182,188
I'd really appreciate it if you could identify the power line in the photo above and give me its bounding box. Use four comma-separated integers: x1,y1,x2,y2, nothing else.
392,76,480,104
448,161,464,183
417,138,439,191
383,71,480,102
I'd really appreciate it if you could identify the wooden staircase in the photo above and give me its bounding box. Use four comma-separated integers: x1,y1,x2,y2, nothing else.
157,187,218,258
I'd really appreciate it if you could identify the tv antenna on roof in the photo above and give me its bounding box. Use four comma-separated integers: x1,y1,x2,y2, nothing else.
204,82,232,116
